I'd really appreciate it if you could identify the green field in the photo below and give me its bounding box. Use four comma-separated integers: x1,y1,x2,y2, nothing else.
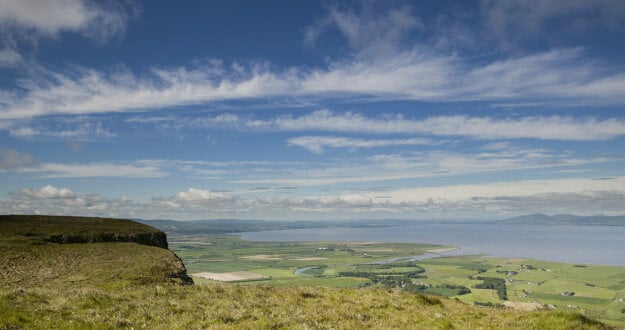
170,234,625,326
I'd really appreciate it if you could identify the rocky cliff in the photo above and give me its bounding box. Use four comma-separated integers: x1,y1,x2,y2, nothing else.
0,214,192,288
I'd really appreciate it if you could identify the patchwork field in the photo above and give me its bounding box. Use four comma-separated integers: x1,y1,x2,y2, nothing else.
170,234,625,326
192,271,270,282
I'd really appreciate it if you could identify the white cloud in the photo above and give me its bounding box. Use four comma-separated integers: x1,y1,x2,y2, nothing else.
34,162,167,178
1,48,625,121
243,110,625,141
0,63,293,120
386,177,625,204
4,177,625,220
7,161,168,178
0,48,22,67
480,0,625,50
416,115,625,141
234,148,604,187
0,148,38,170
20,185,75,199
6,121,115,140
305,2,422,58
0,0,135,41
172,188,234,204
481,141,512,150
287,136,437,154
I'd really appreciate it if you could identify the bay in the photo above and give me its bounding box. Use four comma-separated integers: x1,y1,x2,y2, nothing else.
241,224,625,266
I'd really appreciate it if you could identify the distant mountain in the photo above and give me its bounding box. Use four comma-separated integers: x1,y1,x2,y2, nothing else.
136,218,415,235
499,213,625,226
136,219,337,235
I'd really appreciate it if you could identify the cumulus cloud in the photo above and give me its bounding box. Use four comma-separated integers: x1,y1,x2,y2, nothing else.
172,188,234,203
19,185,75,199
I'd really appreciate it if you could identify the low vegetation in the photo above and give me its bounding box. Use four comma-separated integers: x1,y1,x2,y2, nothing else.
0,215,620,328
0,284,611,329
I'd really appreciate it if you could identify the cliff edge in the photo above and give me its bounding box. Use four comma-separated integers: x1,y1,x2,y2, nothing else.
0,214,192,289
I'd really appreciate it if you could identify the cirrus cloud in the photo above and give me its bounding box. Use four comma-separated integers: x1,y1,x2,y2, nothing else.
287,136,438,154
241,110,625,141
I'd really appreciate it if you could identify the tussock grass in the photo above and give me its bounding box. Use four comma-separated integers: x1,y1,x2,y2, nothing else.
0,284,612,329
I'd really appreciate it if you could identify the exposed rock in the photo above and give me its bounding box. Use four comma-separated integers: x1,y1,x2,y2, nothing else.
44,231,169,249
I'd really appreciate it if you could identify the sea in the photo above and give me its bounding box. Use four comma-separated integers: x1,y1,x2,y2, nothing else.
241,224,625,266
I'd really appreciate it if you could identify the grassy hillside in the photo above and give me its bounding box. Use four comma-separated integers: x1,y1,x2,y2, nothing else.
0,284,611,329
0,215,615,329
0,215,191,290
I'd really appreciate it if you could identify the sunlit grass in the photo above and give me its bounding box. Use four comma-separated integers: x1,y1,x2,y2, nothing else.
0,284,612,329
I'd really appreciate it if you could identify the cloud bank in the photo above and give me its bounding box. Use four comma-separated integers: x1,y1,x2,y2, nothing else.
4,178,625,220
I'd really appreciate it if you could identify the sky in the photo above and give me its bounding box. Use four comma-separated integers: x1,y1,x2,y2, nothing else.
1,0,625,221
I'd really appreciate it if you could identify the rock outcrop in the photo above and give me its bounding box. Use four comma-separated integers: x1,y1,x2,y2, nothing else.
0,214,193,286
44,231,169,249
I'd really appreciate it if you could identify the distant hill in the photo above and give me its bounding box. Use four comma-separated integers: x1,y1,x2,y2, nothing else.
499,213,625,226
0,214,192,290
138,218,410,235
138,218,337,235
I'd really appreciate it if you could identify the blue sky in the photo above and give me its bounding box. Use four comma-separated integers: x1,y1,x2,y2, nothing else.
1,0,625,220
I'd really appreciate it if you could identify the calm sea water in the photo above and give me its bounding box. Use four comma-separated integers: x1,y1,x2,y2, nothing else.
241,224,625,266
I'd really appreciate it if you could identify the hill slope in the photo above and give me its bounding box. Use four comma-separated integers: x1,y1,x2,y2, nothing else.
0,215,192,290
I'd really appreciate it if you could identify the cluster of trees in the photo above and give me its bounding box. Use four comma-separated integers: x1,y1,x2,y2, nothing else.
474,277,507,300
403,283,471,296
340,265,471,296
339,269,426,287
375,261,422,269
438,283,472,295
340,263,426,288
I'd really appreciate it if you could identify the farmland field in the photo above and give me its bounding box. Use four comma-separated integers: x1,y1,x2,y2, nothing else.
170,234,625,326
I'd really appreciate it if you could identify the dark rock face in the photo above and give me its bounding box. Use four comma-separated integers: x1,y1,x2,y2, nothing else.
45,231,169,249
169,253,194,285
2,214,193,285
